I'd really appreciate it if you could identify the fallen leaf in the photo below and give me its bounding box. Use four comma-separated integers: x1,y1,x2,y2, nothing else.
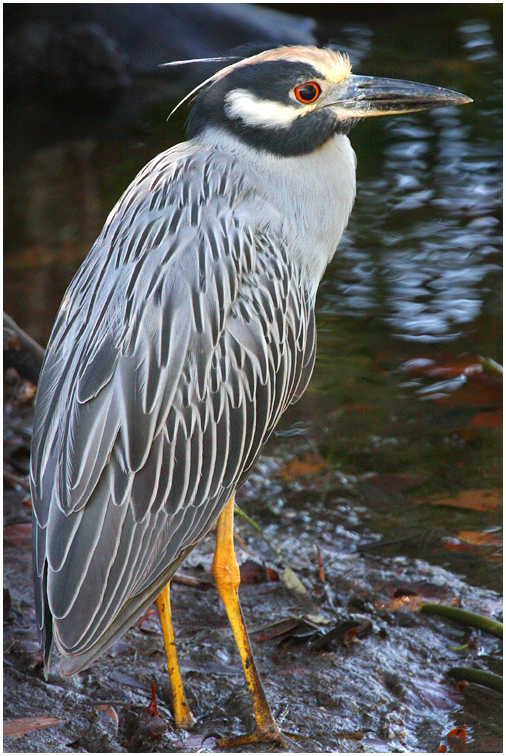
439,537,474,553
446,725,468,740
337,730,366,740
279,453,327,480
95,705,119,726
422,489,502,512
182,733,220,750
266,567,280,582
240,559,269,584
469,409,503,428
281,567,329,623
255,618,300,642
455,530,502,548
342,626,360,647
4,716,67,738
310,619,371,652
437,375,502,409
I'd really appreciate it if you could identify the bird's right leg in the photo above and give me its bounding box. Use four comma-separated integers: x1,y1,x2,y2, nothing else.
212,495,290,747
156,581,196,728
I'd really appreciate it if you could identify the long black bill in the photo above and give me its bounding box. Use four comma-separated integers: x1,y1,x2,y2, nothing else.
330,74,472,119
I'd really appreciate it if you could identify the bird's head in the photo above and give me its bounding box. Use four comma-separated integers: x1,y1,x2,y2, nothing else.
170,46,471,157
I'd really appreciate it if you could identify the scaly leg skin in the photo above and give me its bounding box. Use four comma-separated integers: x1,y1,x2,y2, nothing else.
212,495,297,749
156,582,196,729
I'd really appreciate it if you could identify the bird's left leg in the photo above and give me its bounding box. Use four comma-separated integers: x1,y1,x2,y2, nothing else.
156,582,196,729
212,494,290,747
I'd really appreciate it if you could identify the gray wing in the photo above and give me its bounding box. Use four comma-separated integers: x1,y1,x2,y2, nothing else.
30,143,317,675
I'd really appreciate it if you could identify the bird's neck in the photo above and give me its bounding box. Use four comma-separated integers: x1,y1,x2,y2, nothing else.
194,128,357,293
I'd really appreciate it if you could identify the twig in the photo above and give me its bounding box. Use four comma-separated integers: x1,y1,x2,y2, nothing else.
4,312,45,385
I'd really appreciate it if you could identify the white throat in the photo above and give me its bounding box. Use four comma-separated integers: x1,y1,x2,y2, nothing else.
195,128,357,293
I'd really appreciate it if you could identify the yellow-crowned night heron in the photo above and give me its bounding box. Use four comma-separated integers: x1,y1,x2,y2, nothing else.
30,46,471,745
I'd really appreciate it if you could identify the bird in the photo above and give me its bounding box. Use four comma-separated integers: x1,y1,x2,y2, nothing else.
30,45,471,746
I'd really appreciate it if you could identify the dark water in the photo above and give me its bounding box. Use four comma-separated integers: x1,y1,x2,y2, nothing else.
4,7,502,590
322,17,502,344
295,9,503,594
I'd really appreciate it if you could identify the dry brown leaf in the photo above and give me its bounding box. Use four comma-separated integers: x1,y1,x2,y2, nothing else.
438,377,502,409
455,530,503,548
469,409,503,428
4,716,67,738
422,489,502,512
95,704,119,726
279,453,326,481
239,559,268,584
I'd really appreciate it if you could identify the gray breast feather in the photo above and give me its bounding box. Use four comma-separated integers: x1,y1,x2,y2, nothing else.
30,142,317,671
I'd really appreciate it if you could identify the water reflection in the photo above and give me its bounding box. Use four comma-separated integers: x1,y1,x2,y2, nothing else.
459,18,499,62
322,66,502,341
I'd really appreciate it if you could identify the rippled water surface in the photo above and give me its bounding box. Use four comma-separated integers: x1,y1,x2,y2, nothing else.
320,17,501,345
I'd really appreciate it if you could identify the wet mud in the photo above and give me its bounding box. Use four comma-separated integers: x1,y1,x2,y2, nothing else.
4,403,502,753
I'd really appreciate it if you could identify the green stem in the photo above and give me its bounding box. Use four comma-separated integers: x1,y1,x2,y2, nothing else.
449,667,503,692
234,504,283,559
478,356,503,376
419,603,503,639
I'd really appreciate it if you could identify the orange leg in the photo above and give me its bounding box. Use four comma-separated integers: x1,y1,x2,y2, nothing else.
156,582,196,729
212,495,287,746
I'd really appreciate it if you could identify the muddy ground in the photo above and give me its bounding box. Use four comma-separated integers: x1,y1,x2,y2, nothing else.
4,401,503,753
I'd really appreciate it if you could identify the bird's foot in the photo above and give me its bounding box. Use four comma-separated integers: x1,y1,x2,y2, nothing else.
216,725,304,750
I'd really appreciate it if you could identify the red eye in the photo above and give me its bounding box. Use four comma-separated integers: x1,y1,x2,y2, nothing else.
294,81,321,104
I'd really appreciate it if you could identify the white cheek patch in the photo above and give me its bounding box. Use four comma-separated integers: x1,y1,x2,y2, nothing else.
225,89,301,129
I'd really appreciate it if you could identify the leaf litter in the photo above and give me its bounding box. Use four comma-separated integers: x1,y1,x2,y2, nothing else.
3,399,503,753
